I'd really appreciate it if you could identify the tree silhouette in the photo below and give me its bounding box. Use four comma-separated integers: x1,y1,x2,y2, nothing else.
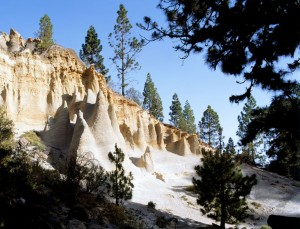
108,144,134,205
169,93,184,128
139,0,300,179
36,14,54,51
80,25,109,81
193,149,257,229
143,73,164,122
199,105,222,148
182,100,197,134
109,4,144,96
139,0,299,102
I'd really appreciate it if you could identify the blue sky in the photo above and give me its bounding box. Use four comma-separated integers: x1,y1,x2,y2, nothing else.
2,0,292,145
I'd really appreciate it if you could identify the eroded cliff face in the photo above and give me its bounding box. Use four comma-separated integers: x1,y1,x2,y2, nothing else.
0,29,209,169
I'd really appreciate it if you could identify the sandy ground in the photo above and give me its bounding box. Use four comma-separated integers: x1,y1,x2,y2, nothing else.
126,148,300,228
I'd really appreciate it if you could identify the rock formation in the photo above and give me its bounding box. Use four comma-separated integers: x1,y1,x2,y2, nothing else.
0,29,209,170
135,146,154,172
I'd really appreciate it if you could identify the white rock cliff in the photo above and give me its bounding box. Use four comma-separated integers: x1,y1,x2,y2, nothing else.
0,29,210,169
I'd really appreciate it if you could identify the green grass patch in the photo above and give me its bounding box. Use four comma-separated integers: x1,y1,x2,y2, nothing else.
260,225,271,229
21,131,45,150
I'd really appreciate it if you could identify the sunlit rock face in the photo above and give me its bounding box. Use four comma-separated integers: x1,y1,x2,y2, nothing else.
0,29,209,168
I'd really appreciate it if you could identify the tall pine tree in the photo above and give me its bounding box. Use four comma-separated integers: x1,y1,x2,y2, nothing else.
225,137,236,154
169,93,184,128
193,149,257,229
109,4,144,96
182,100,197,134
80,25,109,81
237,96,262,164
36,14,54,51
108,144,134,206
142,73,164,122
199,105,222,148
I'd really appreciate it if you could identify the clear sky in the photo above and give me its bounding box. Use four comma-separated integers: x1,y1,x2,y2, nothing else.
2,0,293,145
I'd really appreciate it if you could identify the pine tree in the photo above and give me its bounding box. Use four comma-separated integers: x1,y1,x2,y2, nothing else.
36,14,54,51
193,149,257,229
237,96,262,164
80,25,109,81
182,100,197,134
142,73,164,122
108,144,134,206
225,137,236,154
199,105,222,148
169,93,184,128
109,4,144,96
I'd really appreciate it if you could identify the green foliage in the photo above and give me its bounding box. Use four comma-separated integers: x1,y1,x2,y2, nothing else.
0,146,66,228
193,149,257,229
243,89,300,180
237,96,263,164
80,25,109,81
139,0,299,102
108,144,134,205
36,14,54,51
67,152,107,203
142,73,164,122
21,131,45,150
125,87,143,106
169,93,184,128
0,108,14,150
199,105,223,148
109,4,144,96
140,0,300,181
225,137,236,155
182,100,197,134
260,225,272,229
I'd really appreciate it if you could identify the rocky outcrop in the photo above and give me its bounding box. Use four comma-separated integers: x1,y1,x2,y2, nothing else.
0,29,209,169
135,146,154,172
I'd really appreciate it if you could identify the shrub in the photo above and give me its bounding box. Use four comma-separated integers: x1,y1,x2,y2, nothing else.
251,201,262,209
147,201,156,209
102,203,127,227
156,215,169,228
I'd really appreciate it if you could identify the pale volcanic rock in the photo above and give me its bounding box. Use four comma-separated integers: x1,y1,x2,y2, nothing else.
67,110,107,168
41,101,72,150
187,134,202,155
154,122,165,150
135,146,155,173
88,90,119,154
7,29,25,53
0,32,9,51
133,116,147,150
108,101,126,148
0,30,208,169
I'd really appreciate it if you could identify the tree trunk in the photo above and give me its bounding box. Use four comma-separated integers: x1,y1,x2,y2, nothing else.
121,31,125,96
220,185,226,229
